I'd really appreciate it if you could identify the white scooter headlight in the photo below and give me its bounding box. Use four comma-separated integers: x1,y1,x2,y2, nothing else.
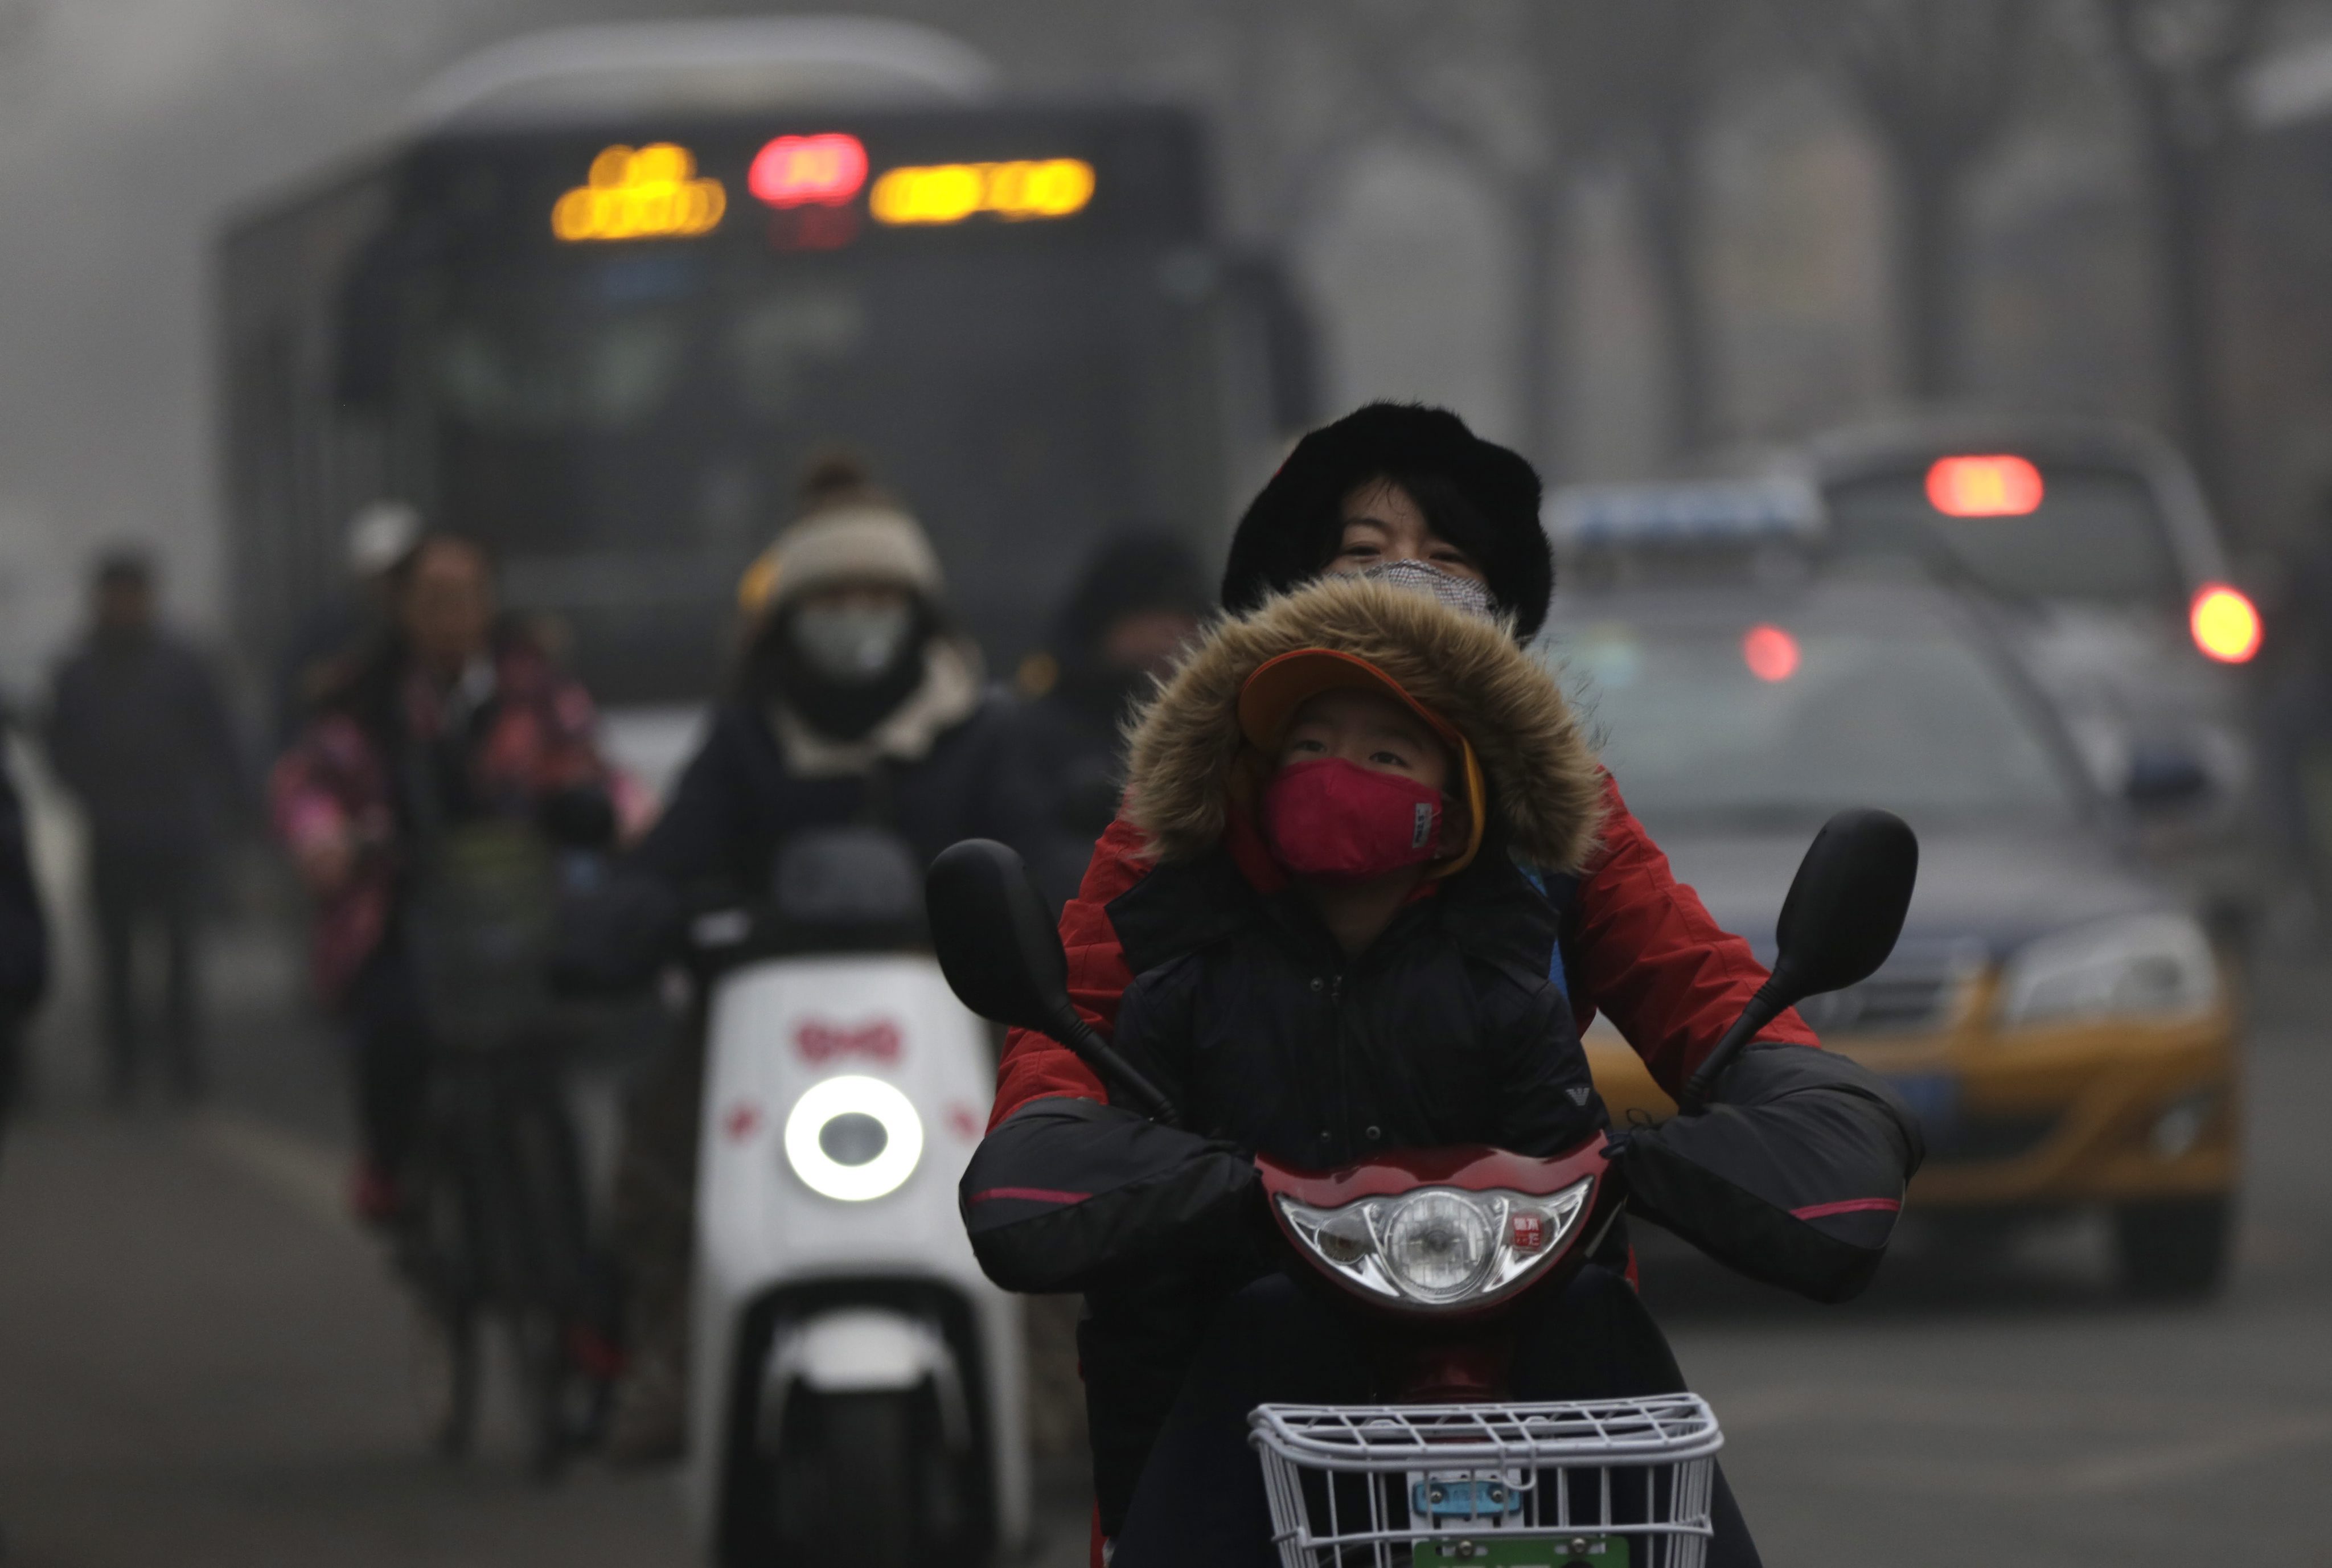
783,1076,924,1202
1383,1192,1497,1298
1276,1179,1593,1309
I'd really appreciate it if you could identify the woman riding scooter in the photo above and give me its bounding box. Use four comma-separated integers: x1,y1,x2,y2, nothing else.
993,402,1825,1139
963,572,1925,1565
593,457,1027,1460
978,403,1924,1560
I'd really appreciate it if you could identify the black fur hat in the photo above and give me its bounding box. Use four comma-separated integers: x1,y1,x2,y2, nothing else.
1220,402,1552,641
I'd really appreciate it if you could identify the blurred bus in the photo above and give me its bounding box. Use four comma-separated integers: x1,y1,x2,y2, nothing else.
216,18,1311,778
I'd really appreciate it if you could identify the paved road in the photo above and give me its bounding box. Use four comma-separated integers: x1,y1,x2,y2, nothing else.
0,924,1097,1568
1,933,2325,1565
0,1114,699,1568
1651,957,2332,1566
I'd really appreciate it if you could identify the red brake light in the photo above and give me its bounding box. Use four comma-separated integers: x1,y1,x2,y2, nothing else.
2189,584,2260,664
749,133,869,208
1926,455,2044,518
1742,624,1800,683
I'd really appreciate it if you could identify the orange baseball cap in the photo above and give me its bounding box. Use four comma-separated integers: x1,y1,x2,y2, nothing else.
1238,648,1488,876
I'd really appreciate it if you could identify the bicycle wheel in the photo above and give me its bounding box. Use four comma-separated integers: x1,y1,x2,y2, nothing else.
399,1135,484,1459
495,1076,606,1479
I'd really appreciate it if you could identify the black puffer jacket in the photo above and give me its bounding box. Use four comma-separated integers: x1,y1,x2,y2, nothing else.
637,697,1020,894
957,578,1925,1539
1115,842,1602,1166
563,696,1023,986
965,832,1602,1533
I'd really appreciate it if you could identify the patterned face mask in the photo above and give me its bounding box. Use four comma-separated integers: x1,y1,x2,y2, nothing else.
1355,557,1497,622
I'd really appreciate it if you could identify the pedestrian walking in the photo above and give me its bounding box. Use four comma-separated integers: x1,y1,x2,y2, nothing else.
46,552,244,1105
0,738,50,1155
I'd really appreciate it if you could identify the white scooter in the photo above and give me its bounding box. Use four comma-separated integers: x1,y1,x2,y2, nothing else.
678,827,1028,1566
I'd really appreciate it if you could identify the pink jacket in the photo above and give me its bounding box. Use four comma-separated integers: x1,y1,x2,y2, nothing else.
269,638,618,1006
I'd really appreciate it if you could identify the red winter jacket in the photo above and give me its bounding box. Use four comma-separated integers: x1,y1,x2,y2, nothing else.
991,770,1817,1130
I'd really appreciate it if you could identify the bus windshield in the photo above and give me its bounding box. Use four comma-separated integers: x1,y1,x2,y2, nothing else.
415,243,1190,703
223,101,1282,715
1822,462,2186,609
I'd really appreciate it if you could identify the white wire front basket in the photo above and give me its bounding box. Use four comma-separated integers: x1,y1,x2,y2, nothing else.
1249,1394,1723,1568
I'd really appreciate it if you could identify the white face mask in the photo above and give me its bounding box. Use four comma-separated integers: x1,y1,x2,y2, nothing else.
791,601,916,682
1357,557,1497,621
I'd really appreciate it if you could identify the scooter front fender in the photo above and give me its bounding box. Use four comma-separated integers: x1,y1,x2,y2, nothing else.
761,1307,972,1448
770,1307,954,1393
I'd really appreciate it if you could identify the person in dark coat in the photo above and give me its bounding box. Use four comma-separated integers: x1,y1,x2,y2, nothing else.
994,532,1209,912
993,402,1824,1156
961,574,1922,1566
46,551,244,1104
0,740,50,1154
593,458,1021,1460
970,408,1931,1568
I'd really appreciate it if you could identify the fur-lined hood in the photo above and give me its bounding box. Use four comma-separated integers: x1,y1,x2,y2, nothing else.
1123,576,1605,874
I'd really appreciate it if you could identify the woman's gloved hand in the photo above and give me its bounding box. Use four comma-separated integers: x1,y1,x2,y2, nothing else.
958,1097,1261,1295
1607,1042,1925,1303
548,869,683,995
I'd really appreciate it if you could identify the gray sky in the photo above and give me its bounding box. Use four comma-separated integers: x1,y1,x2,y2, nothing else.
0,0,480,684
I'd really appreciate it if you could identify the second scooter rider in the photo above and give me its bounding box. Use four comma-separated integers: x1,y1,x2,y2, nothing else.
595,458,1023,1459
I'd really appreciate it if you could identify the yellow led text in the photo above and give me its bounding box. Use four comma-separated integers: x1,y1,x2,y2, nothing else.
552,143,727,243
869,159,1095,226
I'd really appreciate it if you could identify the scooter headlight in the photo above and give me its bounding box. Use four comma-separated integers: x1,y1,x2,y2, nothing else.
1383,1192,1496,1298
783,1076,924,1202
1276,1179,1592,1310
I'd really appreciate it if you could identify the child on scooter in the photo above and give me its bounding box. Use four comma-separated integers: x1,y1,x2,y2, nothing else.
963,570,1912,1568
963,571,1670,1557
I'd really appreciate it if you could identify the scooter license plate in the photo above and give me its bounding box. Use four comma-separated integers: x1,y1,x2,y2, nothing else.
1423,1536,1628,1565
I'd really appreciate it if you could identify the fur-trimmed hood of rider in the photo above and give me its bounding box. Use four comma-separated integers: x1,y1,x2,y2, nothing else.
1120,573,1605,875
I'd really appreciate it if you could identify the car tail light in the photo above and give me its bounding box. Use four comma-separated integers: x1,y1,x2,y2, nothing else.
2189,584,2260,664
1276,1180,1591,1310
1926,454,2044,518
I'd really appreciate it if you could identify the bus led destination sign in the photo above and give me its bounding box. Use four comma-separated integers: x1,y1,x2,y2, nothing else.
750,133,869,207
552,143,727,242
870,158,1095,225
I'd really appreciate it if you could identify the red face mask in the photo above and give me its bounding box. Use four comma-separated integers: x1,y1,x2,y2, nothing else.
1262,757,1445,884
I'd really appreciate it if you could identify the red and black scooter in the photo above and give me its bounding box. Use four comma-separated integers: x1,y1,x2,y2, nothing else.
928,810,1915,1567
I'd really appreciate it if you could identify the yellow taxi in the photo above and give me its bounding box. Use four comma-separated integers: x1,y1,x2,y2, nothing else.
1554,577,2242,1297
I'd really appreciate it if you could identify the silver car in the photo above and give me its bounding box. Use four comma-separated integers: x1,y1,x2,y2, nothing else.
1553,577,2241,1298
1805,412,2264,941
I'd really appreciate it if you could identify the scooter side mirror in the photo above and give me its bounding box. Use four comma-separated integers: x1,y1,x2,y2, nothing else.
1767,807,1920,1009
925,839,1074,1035
1677,808,1918,1113
925,840,1183,1124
